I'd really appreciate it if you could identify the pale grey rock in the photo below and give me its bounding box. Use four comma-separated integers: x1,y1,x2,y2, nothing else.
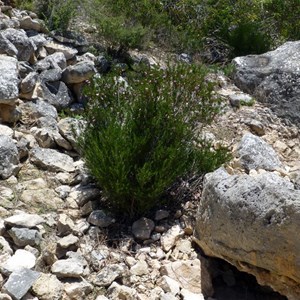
1,28,34,61
93,264,126,287
0,186,14,209
3,268,40,300
64,279,93,299
237,133,281,171
30,147,75,172
0,135,20,179
0,125,13,137
157,275,180,295
233,41,300,124
32,273,64,300
4,213,44,228
28,34,47,51
130,260,148,276
107,282,137,300
160,293,177,300
95,296,109,300
160,225,183,252
87,210,114,228
40,68,62,82
8,227,42,247
244,119,265,136
20,72,38,94
132,217,155,240
55,185,70,199
30,127,56,148
35,52,66,71
0,250,36,276
57,213,74,236
0,32,17,56
181,289,205,300
57,234,79,248
18,61,34,79
195,168,300,299
0,55,19,104
0,237,13,255
68,185,101,207
19,16,42,32
44,41,78,60
0,293,12,300
62,61,95,84
51,259,84,278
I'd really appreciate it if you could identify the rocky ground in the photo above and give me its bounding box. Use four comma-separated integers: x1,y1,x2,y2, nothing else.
0,1,299,300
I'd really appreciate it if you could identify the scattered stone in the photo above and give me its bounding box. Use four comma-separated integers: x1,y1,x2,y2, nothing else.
32,273,63,300
44,41,78,60
51,259,84,278
132,217,155,240
160,225,183,252
64,279,93,299
4,212,44,228
3,268,40,300
155,209,170,221
8,227,42,247
107,282,138,300
130,260,148,276
181,289,205,300
87,210,114,228
93,264,126,287
157,275,180,295
57,213,74,236
62,61,95,84
0,236,13,255
0,294,12,300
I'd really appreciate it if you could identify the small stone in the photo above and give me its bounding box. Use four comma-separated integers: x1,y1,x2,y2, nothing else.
157,275,180,295
57,234,79,248
175,239,192,254
0,294,12,300
0,237,13,255
107,282,137,300
4,212,44,228
160,293,177,300
132,217,155,240
3,268,40,300
57,214,74,236
155,209,170,221
93,264,126,287
160,225,183,252
32,273,64,300
8,227,42,247
64,278,93,299
181,289,205,300
130,260,148,276
95,296,109,300
87,210,114,227
51,259,84,278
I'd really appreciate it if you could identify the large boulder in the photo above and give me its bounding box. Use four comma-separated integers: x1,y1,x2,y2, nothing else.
233,41,300,125
195,168,300,300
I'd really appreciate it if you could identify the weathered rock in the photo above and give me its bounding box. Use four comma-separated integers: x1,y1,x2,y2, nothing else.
0,32,17,56
44,41,78,60
51,259,84,278
160,225,183,252
0,236,13,255
30,127,56,148
0,249,36,276
19,16,42,32
0,293,12,300
0,124,13,137
0,55,18,104
107,282,138,300
181,289,205,300
0,103,20,124
30,147,75,172
0,186,14,209
130,260,148,276
2,28,34,61
3,268,40,300
195,168,300,300
155,209,170,221
157,275,180,295
20,72,38,94
57,213,74,236
233,41,300,125
35,52,66,71
237,133,281,171
87,210,115,228
4,213,45,228
68,185,101,207
62,61,95,84
0,135,20,179
64,279,93,299
132,217,155,240
8,227,42,247
93,264,126,287
32,273,64,300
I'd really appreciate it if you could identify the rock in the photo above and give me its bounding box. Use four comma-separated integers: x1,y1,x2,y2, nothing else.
0,103,20,124
107,282,138,300
0,135,20,179
20,72,38,94
56,234,79,258
87,210,115,228
68,185,101,207
3,268,40,300
160,259,213,296
95,296,109,300
237,132,281,171
0,124,13,137
0,186,14,209
195,168,300,300
130,260,148,276
0,249,36,276
157,275,180,295
228,93,254,108
132,217,155,240
32,273,64,300
1,28,34,61
0,32,17,56
19,16,42,32
51,259,84,278
30,126,56,148
160,225,183,252
181,289,205,300
57,213,74,236
0,55,18,104
155,209,170,221
0,237,13,255
64,278,93,299
244,119,265,136
93,264,126,287
0,294,12,300
35,52,66,71
44,41,78,60
30,147,75,172
62,61,95,84
233,41,300,125
4,212,44,228
8,227,42,247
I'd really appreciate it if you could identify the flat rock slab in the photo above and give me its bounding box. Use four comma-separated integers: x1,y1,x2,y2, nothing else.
51,259,84,278
3,268,40,300
0,55,18,104
30,147,75,173
195,168,300,300
4,213,44,228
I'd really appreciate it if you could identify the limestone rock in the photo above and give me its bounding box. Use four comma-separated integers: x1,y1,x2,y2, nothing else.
51,259,84,278
30,147,75,172
4,213,44,228
160,225,183,252
19,16,42,32
195,168,300,300
107,282,138,300
62,61,95,84
35,52,66,71
130,260,148,276
3,268,40,300
32,273,63,300
44,41,78,60
0,135,20,179
157,275,180,295
93,264,126,287
8,227,42,247
0,55,18,104
64,279,93,299
237,132,281,171
20,72,38,94
132,217,155,240
181,289,205,300
87,210,114,228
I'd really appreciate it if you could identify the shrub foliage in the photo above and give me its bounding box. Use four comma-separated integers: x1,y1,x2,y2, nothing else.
78,64,230,218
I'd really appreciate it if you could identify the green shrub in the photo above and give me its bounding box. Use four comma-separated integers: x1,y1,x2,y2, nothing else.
78,63,230,219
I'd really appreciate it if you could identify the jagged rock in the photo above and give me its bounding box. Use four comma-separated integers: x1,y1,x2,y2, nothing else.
0,32,17,56
51,259,84,278
8,227,42,247
0,124,13,137
56,234,79,258
107,282,138,300
233,41,300,125
3,268,40,300
64,279,93,299
0,186,14,209
195,168,300,300
132,217,155,240
28,33,47,51
87,210,115,228
68,185,101,206
0,249,36,276
93,264,127,287
160,225,183,252
130,260,148,276
62,61,95,84
35,52,66,71
30,127,56,148
20,72,38,94
57,213,74,236
0,237,13,255
44,41,78,60
1,28,34,61
19,16,42,32
32,273,64,300
155,209,170,221
237,132,282,171
157,275,180,295
30,147,75,172
0,135,20,179
160,293,177,300
181,289,205,300
0,55,18,104
0,293,12,300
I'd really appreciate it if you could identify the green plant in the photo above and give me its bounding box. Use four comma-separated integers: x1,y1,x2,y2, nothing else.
78,63,230,219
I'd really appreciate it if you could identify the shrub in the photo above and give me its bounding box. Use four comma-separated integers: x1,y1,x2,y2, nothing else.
78,63,230,219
